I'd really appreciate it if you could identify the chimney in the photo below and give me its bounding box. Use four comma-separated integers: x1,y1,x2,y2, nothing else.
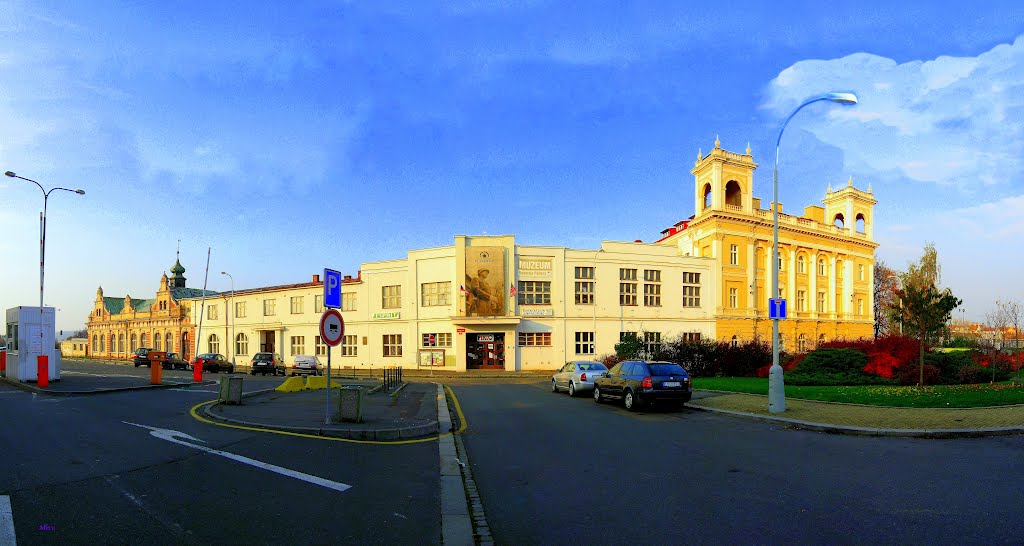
312,274,320,283
343,275,352,281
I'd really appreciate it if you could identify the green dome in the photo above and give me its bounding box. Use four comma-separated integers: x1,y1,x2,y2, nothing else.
170,259,185,275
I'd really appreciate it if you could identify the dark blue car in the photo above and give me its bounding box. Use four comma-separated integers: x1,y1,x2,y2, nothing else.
593,360,692,411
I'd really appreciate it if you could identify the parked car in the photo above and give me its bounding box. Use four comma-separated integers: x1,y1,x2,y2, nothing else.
593,360,692,410
291,355,323,376
551,360,608,397
165,352,189,371
250,352,286,376
132,347,155,367
193,353,232,373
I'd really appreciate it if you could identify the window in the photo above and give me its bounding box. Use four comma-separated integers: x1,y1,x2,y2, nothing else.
858,264,865,281
290,296,304,314
263,299,276,316
620,270,638,306
208,334,220,354
342,292,357,311
682,272,701,307
798,255,806,274
779,286,785,300
817,291,827,312
341,335,357,356
837,262,844,280
154,334,161,351
680,332,702,342
118,334,125,353
236,333,249,356
797,290,806,312
315,336,327,356
92,335,98,353
729,244,738,265
798,334,808,353
165,333,173,352
141,333,148,347
421,282,451,306
422,333,453,347
382,285,401,309
383,334,402,357
778,333,786,352
315,295,323,313
729,288,738,308
778,252,785,272
575,332,595,355
290,336,305,355
235,301,246,318
130,333,137,352
518,332,552,346
643,332,661,357
731,335,738,348
620,268,637,281
208,305,218,320
518,281,551,305
818,333,826,347
575,267,594,305
857,298,864,315
620,331,637,342
643,270,661,307
818,259,827,276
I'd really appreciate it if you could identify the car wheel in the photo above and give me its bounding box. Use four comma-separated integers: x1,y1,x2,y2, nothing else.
134,363,139,367
551,380,558,393
568,382,576,397
624,389,637,411
593,386,603,403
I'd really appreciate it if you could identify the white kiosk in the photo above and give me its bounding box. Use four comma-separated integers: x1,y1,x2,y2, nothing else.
5,306,60,382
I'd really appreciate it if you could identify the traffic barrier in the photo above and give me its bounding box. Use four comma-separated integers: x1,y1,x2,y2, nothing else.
305,376,343,390
383,365,403,391
193,361,202,382
150,359,162,385
37,355,49,388
275,376,307,393
1,351,6,377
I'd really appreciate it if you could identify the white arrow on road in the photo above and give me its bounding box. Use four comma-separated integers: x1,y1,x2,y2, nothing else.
123,421,351,492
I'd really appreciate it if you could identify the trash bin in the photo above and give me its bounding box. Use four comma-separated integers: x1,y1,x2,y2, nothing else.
338,386,362,423
219,376,243,405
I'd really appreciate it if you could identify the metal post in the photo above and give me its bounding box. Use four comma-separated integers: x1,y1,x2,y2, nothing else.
325,345,332,425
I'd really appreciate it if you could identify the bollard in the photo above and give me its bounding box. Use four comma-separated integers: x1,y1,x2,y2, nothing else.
150,360,162,385
1,351,6,377
193,360,203,382
37,355,49,388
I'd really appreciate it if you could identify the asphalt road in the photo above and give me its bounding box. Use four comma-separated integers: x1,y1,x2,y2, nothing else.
1,361,439,545
452,380,1024,545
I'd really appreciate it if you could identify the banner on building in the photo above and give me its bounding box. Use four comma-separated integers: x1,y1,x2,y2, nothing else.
465,246,505,316
518,257,553,280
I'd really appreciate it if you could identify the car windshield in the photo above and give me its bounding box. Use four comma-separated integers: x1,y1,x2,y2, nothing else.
254,354,272,361
199,354,215,359
577,362,606,371
649,363,687,376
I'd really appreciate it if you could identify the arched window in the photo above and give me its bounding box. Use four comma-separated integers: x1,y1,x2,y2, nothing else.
165,333,173,353
182,333,190,360
141,333,148,347
725,180,742,206
818,333,826,348
154,333,162,351
855,213,866,233
836,260,844,280
833,213,845,228
131,333,138,352
702,183,712,210
92,334,98,352
108,334,115,353
730,335,738,348
209,334,220,354
797,254,806,274
818,258,826,276
798,334,807,353
236,333,249,356
118,334,124,354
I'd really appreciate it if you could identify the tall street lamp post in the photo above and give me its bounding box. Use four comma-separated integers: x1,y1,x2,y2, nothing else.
769,92,858,414
221,271,235,366
5,171,85,371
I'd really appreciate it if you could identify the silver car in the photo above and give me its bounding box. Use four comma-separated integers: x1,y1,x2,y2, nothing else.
291,355,323,376
551,360,608,397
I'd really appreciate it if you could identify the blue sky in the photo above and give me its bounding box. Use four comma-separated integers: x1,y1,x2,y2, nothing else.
2,0,1023,331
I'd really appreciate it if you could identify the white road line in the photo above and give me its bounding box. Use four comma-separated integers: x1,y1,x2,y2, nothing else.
62,371,144,378
168,389,219,393
0,495,16,545
122,422,351,492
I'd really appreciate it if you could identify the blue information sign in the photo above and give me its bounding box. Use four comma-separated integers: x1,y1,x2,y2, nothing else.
769,298,787,320
324,268,342,309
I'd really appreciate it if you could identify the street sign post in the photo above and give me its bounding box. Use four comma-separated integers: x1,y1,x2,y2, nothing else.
324,268,342,309
319,309,345,425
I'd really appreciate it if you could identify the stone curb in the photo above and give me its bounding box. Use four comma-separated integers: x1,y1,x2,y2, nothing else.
0,376,217,396
437,383,474,546
686,404,1024,438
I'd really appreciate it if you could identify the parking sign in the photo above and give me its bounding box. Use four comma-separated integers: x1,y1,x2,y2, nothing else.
324,268,342,309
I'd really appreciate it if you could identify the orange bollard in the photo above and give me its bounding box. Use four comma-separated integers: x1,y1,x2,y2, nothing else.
150,360,162,385
37,355,49,388
193,360,202,382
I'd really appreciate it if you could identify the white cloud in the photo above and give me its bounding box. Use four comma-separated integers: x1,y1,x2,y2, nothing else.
764,35,1024,189
950,195,1024,239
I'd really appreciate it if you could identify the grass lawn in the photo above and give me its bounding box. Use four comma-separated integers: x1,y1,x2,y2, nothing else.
693,377,1024,408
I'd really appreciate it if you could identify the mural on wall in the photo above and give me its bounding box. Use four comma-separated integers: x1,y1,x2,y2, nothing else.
465,246,505,316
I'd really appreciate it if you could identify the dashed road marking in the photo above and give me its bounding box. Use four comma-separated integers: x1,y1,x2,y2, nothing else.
0,495,16,545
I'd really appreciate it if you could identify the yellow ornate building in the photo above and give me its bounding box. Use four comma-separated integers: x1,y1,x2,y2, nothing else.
87,258,216,361
655,139,877,351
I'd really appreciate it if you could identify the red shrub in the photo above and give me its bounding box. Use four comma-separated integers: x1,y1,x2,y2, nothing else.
863,353,899,378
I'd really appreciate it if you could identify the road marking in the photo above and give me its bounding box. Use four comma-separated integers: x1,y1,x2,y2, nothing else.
122,422,352,492
168,389,219,393
0,495,16,545
62,371,146,378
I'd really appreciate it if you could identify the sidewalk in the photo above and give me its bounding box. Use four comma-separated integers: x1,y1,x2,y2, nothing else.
0,373,213,395
688,390,1024,437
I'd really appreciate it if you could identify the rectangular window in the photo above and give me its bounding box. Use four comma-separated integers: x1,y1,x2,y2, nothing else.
644,332,662,357
314,295,323,313
797,290,806,312
263,299,276,316
341,335,357,356
422,332,453,347
290,296,304,314
858,264,865,281
235,301,246,318
620,282,637,306
382,285,401,309
342,292,357,311
620,331,637,341
817,291,827,312
857,298,864,315
517,332,552,346
729,244,738,265
620,268,637,281
643,269,661,306
682,272,701,308
575,332,595,355
778,253,784,272
575,266,594,280
517,281,551,305
290,335,305,356
315,335,327,356
575,267,594,305
729,288,738,308
421,282,451,306
207,305,218,320
383,334,403,357
680,332,702,342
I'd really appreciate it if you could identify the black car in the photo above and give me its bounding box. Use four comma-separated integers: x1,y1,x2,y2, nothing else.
132,347,155,367
165,352,190,371
193,353,232,373
250,352,286,376
593,360,692,411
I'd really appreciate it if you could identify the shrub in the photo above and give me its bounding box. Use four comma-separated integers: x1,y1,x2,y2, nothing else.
656,336,772,378
894,363,941,386
784,348,894,385
598,353,624,368
923,351,975,385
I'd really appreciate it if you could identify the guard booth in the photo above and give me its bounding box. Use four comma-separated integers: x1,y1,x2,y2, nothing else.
5,306,60,382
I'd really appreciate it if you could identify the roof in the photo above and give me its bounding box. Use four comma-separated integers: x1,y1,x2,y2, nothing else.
171,287,219,300
102,297,125,315
176,280,321,299
170,259,186,275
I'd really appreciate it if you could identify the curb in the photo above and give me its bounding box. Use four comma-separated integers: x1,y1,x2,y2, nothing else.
686,404,1024,438
0,376,217,396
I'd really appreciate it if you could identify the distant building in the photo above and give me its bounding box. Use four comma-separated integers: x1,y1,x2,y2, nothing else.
60,337,88,358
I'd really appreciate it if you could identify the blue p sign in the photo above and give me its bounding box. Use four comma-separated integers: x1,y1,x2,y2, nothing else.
324,268,342,309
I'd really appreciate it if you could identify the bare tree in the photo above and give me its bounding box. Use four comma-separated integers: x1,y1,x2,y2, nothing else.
1000,300,1023,351
984,302,1010,383
873,257,899,338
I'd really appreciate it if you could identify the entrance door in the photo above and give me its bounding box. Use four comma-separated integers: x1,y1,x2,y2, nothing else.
260,331,276,353
467,333,505,370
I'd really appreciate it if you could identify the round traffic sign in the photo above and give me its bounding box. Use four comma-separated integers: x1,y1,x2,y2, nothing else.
319,309,345,346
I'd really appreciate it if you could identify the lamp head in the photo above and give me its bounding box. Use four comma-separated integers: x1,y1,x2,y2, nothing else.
4,171,15,177
826,92,858,105
75,189,85,195
221,271,227,275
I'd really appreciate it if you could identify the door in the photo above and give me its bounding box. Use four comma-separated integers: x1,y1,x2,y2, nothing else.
260,331,276,353
467,334,505,369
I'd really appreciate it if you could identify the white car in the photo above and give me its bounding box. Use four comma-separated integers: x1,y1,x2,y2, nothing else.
291,355,323,376
551,360,608,397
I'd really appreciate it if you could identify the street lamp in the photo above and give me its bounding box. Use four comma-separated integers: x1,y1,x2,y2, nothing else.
5,171,85,365
768,92,858,414
221,271,235,366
